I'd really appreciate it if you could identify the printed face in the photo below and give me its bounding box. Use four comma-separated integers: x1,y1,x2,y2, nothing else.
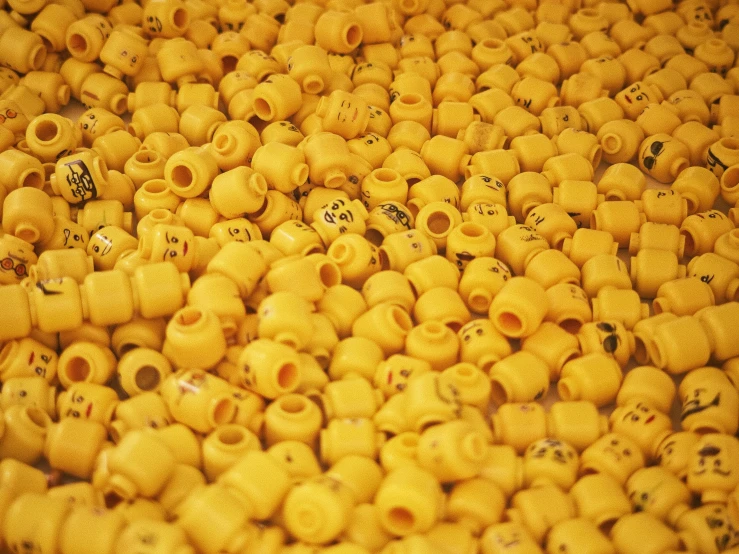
690,442,734,481
483,522,540,553
61,221,88,249
617,82,653,118
626,467,691,519
87,231,113,260
0,237,35,284
681,386,721,423
581,433,645,483
210,219,257,247
318,198,359,235
148,225,195,271
61,385,94,419
612,401,673,455
696,504,739,551
524,438,578,489
656,432,699,480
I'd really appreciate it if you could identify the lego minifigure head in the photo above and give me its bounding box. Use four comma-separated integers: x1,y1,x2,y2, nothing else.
374,354,432,398
481,521,542,554
523,437,579,490
626,466,691,522
209,218,261,247
615,81,659,119
140,224,196,272
87,226,137,270
679,366,739,435
77,107,124,145
580,432,645,484
57,383,118,424
655,431,700,481
687,434,739,502
638,134,690,183
610,400,673,460
0,235,36,285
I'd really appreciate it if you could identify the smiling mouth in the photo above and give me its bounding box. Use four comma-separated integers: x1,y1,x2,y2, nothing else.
713,468,731,476
352,108,358,122
646,415,655,424
86,403,93,417
625,95,632,103
183,242,188,256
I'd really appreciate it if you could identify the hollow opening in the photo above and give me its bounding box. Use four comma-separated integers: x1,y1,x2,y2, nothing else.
365,228,385,247
328,242,348,263
557,380,572,400
172,7,189,29
318,262,341,287
374,168,397,182
652,298,665,314
253,97,274,120
170,165,194,189
559,318,582,334
177,308,202,326
398,93,422,107
426,211,451,235
579,7,599,17
135,365,161,391
279,395,307,414
222,55,238,74
681,229,696,257
212,398,234,425
26,407,49,428
344,24,362,49
113,95,127,115
303,76,324,95
65,356,91,382
632,336,649,364
421,321,445,338
143,180,168,194
589,212,598,230
277,363,299,390
104,491,124,509
213,133,231,151
590,146,602,168
445,320,463,334
68,33,88,55
601,134,620,154
218,427,246,445
390,306,413,332
387,507,415,533
15,226,39,245
490,380,508,406
480,38,504,50
135,150,158,164
117,341,140,357
378,248,391,270
598,518,617,537
459,222,484,237
497,311,522,335
34,120,59,142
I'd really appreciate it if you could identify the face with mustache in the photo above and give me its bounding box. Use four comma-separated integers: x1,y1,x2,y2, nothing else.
688,434,739,503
